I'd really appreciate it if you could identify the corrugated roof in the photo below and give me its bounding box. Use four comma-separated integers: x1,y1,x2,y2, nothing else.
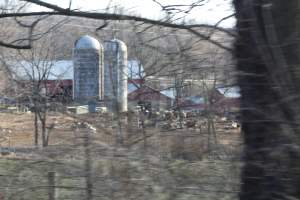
160,88,176,99
128,83,139,93
12,60,73,80
128,85,172,101
11,59,144,81
217,86,240,98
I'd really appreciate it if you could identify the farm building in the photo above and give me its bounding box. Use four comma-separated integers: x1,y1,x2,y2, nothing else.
3,55,239,113
127,85,173,111
73,35,104,103
8,59,146,102
7,60,74,102
177,87,240,114
104,39,128,112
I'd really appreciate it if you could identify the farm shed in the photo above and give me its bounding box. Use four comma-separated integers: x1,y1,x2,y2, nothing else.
128,85,173,111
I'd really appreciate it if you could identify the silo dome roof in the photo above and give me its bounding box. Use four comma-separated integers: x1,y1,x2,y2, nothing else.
75,35,101,50
104,38,127,51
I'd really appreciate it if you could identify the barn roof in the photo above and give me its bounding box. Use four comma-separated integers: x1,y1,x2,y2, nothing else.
217,86,240,98
128,85,173,101
11,59,143,81
11,60,73,80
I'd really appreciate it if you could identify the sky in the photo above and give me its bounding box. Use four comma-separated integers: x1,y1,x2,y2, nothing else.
29,0,235,28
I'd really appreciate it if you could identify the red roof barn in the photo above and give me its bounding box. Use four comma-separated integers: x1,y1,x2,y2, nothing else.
128,85,173,110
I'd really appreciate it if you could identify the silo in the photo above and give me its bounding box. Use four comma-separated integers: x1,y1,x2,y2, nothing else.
104,39,128,112
73,35,104,106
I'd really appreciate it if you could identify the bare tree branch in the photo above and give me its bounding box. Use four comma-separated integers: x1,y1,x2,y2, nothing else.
0,0,234,52
0,41,31,49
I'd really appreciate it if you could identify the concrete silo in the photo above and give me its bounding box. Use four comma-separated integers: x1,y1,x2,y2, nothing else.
104,39,128,112
73,35,104,106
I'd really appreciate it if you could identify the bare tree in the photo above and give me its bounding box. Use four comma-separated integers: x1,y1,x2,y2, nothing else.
0,0,234,51
1,38,60,147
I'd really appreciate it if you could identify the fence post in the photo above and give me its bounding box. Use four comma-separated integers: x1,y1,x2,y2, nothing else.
48,171,56,200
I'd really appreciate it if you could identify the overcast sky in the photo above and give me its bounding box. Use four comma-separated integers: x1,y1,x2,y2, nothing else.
29,0,235,27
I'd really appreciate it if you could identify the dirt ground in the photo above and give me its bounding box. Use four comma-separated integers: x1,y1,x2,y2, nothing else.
0,112,242,153
0,112,242,200
0,112,75,147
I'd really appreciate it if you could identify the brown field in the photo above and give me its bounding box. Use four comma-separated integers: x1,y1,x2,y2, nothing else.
0,112,242,200
0,112,242,154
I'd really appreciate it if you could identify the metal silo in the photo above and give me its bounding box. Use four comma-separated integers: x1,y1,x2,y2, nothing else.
73,35,104,105
104,39,128,112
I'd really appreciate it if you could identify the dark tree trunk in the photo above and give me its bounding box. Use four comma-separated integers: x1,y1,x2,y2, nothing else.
47,171,56,200
38,108,48,147
41,116,47,147
34,110,38,146
234,0,300,199
84,131,93,200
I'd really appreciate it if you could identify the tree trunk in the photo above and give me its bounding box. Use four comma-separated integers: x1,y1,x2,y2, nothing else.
38,110,48,147
47,171,56,200
34,111,38,147
41,117,47,147
234,0,300,199
84,131,93,200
